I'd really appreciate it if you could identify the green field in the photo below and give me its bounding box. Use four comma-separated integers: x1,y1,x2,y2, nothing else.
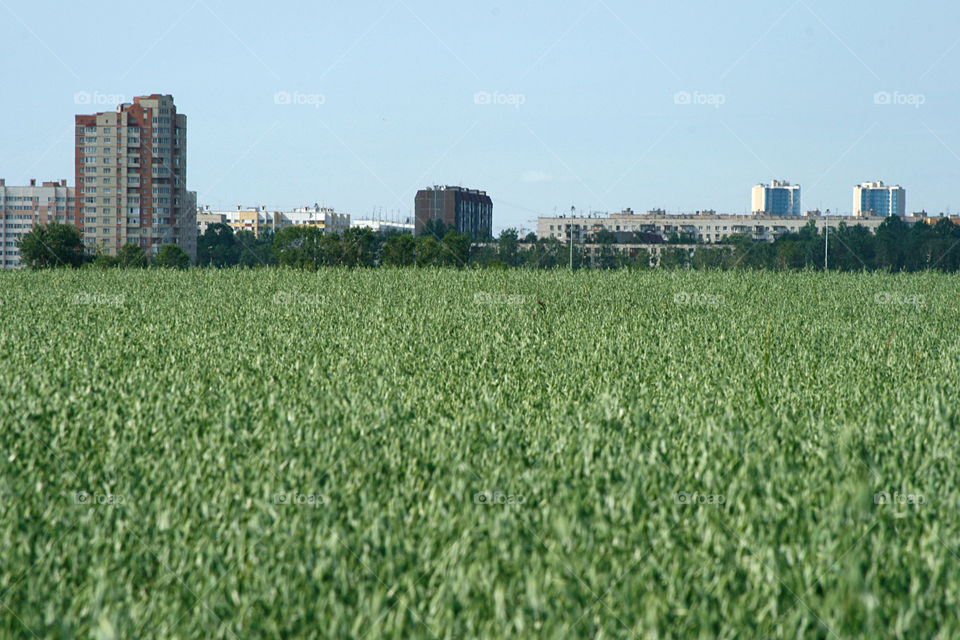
2,268,959,638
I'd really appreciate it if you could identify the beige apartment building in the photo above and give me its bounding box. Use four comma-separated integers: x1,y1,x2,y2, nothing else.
75,94,195,262
197,205,350,238
0,178,76,268
538,208,899,244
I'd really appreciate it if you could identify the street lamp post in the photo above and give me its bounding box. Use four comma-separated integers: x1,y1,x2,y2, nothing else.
824,223,829,271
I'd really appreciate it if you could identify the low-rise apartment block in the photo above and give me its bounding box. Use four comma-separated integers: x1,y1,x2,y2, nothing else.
0,178,76,268
351,218,415,234
196,204,350,238
537,208,903,244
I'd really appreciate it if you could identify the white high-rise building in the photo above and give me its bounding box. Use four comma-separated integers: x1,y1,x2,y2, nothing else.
751,180,801,216
853,181,905,217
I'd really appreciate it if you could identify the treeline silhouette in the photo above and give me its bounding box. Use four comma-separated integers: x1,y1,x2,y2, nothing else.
198,217,960,272
17,216,960,271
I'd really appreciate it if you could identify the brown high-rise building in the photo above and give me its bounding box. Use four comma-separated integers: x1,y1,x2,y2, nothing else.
414,186,492,238
75,94,195,261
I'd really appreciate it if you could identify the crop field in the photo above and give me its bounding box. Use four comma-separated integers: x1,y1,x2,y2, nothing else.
1,268,959,639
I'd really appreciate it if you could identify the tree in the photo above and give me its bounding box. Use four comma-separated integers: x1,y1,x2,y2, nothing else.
340,227,379,267
116,243,147,268
720,235,754,269
874,215,908,272
235,230,275,267
414,235,446,266
422,219,448,241
382,234,416,266
773,241,802,271
594,228,617,245
631,248,652,270
497,229,520,267
440,230,470,267
521,237,563,269
91,252,120,268
929,218,960,271
198,223,239,267
17,222,85,269
660,247,690,269
692,247,725,270
156,243,190,269
273,226,325,268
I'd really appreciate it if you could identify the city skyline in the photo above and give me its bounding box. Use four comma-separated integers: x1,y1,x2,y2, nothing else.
2,1,960,232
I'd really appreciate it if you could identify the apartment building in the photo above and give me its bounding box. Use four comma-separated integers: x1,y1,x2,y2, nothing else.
75,94,195,262
537,209,898,244
196,204,350,238
351,218,415,234
752,180,801,216
414,186,492,238
286,205,350,234
853,181,905,217
0,178,76,268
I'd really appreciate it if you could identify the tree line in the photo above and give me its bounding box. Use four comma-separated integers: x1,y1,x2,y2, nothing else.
15,216,960,272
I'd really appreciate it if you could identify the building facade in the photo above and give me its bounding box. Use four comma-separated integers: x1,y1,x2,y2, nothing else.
351,218,415,234
853,181,905,217
0,178,76,268
285,205,350,234
196,204,350,238
537,209,902,245
751,180,801,216
197,211,226,235
414,186,492,238
75,94,194,262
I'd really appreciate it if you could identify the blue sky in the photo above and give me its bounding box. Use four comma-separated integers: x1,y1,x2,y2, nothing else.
1,0,959,233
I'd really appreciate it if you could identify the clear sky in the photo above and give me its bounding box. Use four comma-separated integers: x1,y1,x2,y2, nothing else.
1,0,959,233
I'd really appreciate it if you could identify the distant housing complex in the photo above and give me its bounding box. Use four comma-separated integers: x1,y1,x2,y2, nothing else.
0,90,942,271
351,218,415,234
537,208,898,244
197,205,350,237
1,94,197,269
537,179,914,244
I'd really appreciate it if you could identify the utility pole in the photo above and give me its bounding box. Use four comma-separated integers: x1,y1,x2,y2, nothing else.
824,222,829,271
569,206,575,270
